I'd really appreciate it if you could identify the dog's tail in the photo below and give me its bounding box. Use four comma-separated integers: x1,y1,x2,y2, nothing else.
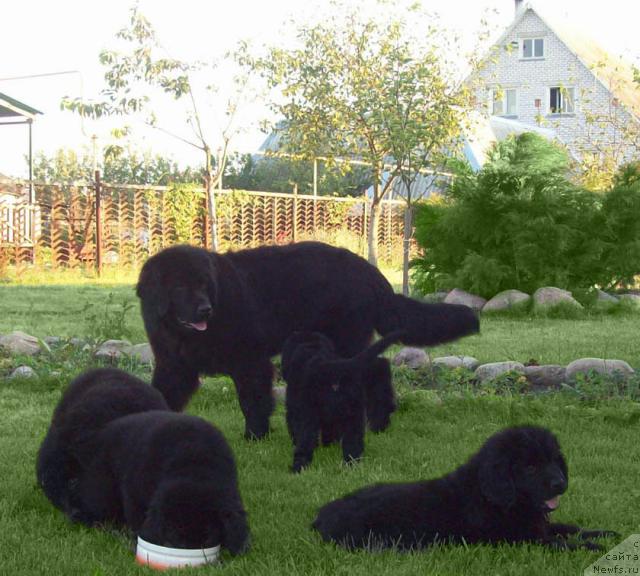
375,293,480,347
318,330,406,378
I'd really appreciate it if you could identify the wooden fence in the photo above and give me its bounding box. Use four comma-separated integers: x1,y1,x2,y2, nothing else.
0,179,407,269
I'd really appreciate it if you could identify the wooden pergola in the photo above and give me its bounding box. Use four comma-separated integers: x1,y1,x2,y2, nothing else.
0,92,42,202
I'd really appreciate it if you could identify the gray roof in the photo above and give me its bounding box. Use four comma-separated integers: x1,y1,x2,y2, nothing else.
0,92,42,120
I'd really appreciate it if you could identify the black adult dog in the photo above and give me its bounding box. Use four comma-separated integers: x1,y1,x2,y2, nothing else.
37,369,249,554
37,368,169,514
313,426,617,551
281,330,404,472
137,242,479,438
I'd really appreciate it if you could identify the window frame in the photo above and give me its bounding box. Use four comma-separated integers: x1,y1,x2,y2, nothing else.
490,87,518,117
521,37,545,59
548,86,576,115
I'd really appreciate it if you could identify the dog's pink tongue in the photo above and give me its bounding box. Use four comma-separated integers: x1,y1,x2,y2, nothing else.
545,496,560,510
189,321,208,331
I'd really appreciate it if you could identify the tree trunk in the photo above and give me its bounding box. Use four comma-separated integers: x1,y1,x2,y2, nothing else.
367,163,382,267
204,147,218,251
367,198,381,267
402,204,413,296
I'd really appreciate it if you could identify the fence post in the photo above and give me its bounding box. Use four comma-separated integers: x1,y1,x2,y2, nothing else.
292,183,298,242
94,170,102,276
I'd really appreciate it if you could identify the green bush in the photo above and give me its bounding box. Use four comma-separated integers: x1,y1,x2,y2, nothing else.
411,134,640,297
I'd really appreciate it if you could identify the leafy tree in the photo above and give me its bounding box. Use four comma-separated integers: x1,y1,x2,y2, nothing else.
33,147,200,186
62,6,247,249
224,153,371,196
243,2,474,265
412,133,607,297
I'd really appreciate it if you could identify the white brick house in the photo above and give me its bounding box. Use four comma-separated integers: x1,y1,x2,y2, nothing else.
471,1,640,165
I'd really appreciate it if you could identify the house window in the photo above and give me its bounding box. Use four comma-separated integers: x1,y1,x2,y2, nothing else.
491,88,517,116
522,38,544,59
549,86,575,114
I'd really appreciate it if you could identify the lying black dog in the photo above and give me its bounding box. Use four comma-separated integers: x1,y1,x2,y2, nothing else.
37,368,169,514
282,330,404,472
313,426,616,551
37,369,249,554
137,242,479,438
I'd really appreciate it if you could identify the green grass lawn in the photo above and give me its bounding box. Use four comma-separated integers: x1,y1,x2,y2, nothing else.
1,373,638,575
1,271,639,574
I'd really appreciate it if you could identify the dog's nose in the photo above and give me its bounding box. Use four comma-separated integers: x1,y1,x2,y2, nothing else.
549,475,567,494
197,303,213,318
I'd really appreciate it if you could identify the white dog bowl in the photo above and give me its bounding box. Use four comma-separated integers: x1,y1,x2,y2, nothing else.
136,537,220,570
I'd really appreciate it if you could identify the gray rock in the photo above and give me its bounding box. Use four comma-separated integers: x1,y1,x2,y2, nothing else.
483,290,530,312
596,289,618,303
272,386,287,403
44,336,62,347
432,356,480,371
422,291,449,303
69,337,86,348
127,343,154,366
94,339,132,360
619,294,640,306
10,365,37,379
532,287,582,309
566,358,635,381
392,347,429,369
444,288,487,312
475,361,526,383
0,331,41,356
524,365,566,389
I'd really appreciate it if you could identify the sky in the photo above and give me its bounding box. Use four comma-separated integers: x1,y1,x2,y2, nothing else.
1,0,639,178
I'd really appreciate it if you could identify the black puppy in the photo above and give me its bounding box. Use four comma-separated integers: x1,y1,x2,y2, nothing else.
37,369,249,554
73,411,250,553
282,330,404,472
137,242,479,439
37,368,169,515
313,426,616,551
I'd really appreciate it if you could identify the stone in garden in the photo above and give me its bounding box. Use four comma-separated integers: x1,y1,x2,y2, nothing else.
565,358,634,381
10,365,37,379
619,294,640,305
432,356,480,371
392,347,429,369
69,337,86,348
475,361,525,383
44,336,62,347
596,289,618,303
482,290,530,312
272,385,287,403
444,288,487,312
532,287,582,309
94,339,132,360
524,365,566,390
0,331,41,356
127,343,154,366
422,291,449,303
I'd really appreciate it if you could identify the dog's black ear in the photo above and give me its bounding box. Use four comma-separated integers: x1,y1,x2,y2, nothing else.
137,265,169,318
479,454,516,510
219,508,250,555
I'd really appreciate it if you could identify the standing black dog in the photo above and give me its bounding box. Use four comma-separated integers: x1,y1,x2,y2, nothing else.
37,369,250,555
137,242,479,439
313,426,617,551
281,330,404,472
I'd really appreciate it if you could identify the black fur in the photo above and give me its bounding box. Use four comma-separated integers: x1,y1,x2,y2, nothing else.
37,368,169,514
313,426,617,551
282,330,405,472
36,369,249,554
136,242,479,438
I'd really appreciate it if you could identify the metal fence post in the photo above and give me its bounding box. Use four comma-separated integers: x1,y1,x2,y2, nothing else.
94,170,102,276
